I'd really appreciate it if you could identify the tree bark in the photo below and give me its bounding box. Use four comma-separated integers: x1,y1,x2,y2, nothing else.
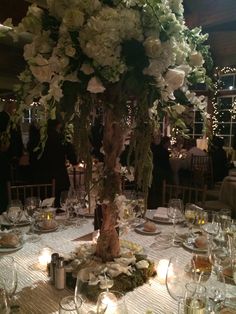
95,109,124,261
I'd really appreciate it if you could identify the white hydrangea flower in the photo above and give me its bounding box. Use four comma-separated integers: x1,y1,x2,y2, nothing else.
143,36,162,58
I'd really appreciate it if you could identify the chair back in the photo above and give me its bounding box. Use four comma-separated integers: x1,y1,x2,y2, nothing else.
7,180,55,205
162,181,206,207
190,155,213,187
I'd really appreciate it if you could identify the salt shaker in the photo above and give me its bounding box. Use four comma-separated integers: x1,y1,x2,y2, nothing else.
55,257,65,290
50,253,59,285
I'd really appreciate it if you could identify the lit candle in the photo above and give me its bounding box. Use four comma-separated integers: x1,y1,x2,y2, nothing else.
156,259,169,284
38,248,52,270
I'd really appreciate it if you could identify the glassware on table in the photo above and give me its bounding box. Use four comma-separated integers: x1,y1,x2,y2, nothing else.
7,200,23,231
185,203,198,238
167,199,184,247
166,256,196,314
96,291,128,314
0,280,10,314
0,256,18,311
24,197,41,242
183,282,207,314
59,295,82,314
198,267,226,312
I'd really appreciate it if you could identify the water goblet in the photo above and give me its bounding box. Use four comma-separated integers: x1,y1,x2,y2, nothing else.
0,256,18,311
183,282,207,314
185,203,198,238
24,197,41,242
167,199,184,246
0,280,9,314
7,200,23,231
166,256,196,313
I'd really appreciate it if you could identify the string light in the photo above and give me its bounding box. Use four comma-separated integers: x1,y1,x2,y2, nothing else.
212,67,236,137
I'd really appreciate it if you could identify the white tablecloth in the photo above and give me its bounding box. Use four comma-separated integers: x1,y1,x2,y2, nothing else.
0,218,235,314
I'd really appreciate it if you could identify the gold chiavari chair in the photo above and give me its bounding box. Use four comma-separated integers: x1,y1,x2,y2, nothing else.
7,180,55,204
162,180,207,207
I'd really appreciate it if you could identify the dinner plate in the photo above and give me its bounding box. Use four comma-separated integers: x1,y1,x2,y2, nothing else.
145,210,183,225
0,241,24,253
0,213,30,227
134,224,161,236
182,238,208,253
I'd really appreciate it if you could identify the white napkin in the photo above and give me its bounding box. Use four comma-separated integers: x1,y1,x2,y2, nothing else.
2,211,27,223
153,207,168,218
225,176,236,182
41,197,55,208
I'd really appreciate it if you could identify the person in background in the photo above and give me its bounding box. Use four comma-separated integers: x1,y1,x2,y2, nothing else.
184,138,207,168
148,135,173,208
43,118,78,207
0,101,23,213
210,136,228,182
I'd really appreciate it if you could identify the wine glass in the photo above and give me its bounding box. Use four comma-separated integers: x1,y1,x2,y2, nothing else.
0,256,18,311
24,197,41,242
0,279,9,314
167,199,184,246
185,203,197,238
183,282,207,313
166,256,196,313
198,267,226,312
7,200,23,231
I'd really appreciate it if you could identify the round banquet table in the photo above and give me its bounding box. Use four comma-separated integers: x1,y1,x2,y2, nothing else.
0,216,235,314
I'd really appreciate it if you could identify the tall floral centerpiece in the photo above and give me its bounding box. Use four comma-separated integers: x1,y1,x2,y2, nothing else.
3,0,211,261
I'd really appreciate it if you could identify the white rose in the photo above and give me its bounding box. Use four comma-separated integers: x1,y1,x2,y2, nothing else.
80,63,94,75
143,36,161,58
165,68,185,90
65,46,76,57
87,77,105,94
189,51,204,67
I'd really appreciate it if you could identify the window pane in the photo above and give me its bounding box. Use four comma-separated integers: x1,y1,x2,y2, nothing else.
195,111,203,122
218,123,231,135
220,75,234,90
218,110,231,122
218,97,233,110
194,123,203,134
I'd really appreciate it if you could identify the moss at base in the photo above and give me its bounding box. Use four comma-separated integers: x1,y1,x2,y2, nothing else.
66,256,156,302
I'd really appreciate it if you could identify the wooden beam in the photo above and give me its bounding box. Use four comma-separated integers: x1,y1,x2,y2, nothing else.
185,0,236,29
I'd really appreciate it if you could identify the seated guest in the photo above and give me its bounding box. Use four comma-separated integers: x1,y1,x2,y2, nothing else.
184,138,207,168
148,136,173,208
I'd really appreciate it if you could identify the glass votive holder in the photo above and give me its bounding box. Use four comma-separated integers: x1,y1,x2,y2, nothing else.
96,291,128,314
38,247,52,271
156,259,169,284
59,295,83,314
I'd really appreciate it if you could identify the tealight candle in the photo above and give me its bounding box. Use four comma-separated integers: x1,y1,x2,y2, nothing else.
38,247,52,270
156,259,169,284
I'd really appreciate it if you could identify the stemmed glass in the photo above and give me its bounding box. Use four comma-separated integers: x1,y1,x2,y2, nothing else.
183,282,207,313
166,256,196,313
0,279,9,314
24,197,41,242
198,267,226,312
0,256,18,312
185,203,198,239
7,200,23,231
167,199,184,246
